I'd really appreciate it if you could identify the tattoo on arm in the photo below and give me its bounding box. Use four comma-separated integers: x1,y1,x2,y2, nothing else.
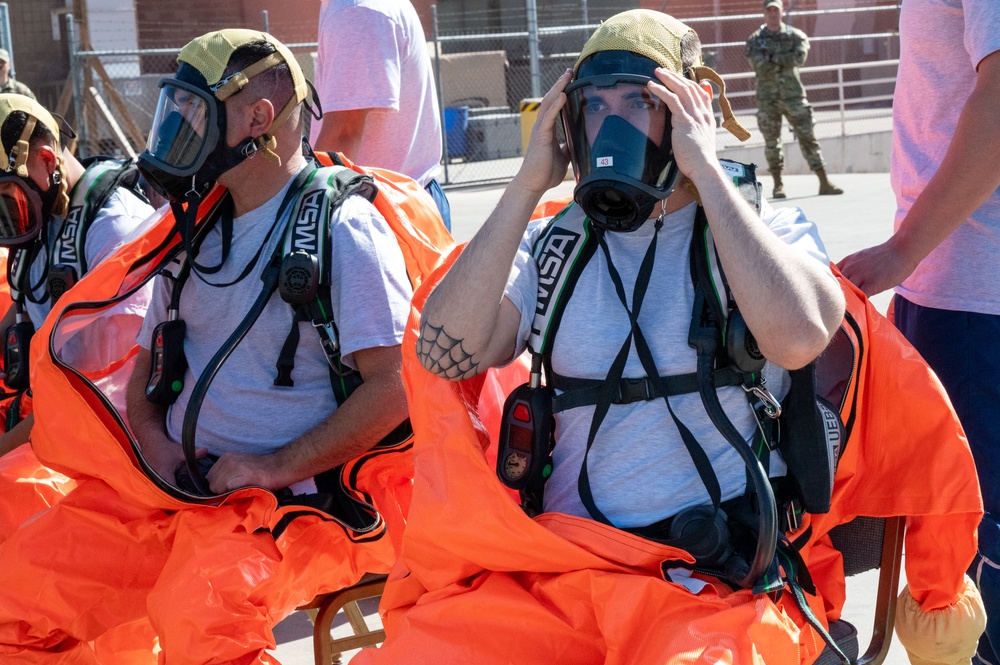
417,321,482,380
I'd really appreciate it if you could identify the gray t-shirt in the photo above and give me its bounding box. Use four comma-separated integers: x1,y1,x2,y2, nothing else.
138,171,412,457
892,0,1000,315
26,188,154,325
504,200,832,528
309,0,442,187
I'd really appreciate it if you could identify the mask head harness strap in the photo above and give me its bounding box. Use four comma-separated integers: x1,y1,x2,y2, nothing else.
688,66,751,142
179,29,308,167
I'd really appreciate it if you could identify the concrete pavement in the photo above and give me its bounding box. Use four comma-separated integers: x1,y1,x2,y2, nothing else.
272,171,910,665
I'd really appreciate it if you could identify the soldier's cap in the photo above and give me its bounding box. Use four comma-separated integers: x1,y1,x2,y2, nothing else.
574,9,751,143
0,94,60,177
765,0,783,10
0,49,9,63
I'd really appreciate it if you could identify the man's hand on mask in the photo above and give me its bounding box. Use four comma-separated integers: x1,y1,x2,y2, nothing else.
647,68,719,184
516,69,571,197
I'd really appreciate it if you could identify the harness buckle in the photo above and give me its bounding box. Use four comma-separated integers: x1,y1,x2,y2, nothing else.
744,382,782,419
313,320,352,377
617,378,651,404
785,499,802,532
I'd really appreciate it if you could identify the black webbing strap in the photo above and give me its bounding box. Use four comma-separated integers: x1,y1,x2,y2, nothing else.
550,366,745,413
576,219,724,529
774,541,850,665
275,308,308,387
4,390,23,432
688,212,779,589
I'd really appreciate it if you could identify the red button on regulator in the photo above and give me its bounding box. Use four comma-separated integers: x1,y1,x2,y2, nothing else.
513,403,530,422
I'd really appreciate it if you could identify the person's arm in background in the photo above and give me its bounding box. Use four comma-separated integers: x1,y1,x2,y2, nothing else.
838,50,1000,296
312,109,370,158
745,32,774,75
0,415,32,457
310,4,401,158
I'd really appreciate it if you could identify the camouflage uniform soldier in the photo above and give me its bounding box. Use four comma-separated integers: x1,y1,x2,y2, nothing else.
746,0,841,198
0,50,35,100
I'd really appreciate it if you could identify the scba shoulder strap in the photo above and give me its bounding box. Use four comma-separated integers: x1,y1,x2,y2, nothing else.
274,163,378,404
48,157,149,301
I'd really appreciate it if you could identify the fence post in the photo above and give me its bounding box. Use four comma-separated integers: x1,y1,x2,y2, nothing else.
66,14,88,158
526,0,540,98
838,67,845,137
262,10,269,34
432,4,449,186
431,4,448,185
0,3,12,78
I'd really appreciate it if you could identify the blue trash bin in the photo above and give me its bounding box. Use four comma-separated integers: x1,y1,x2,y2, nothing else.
444,106,469,159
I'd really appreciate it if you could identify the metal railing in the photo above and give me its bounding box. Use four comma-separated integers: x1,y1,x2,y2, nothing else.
719,59,898,150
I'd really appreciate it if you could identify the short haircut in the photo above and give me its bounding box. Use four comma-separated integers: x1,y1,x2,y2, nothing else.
224,41,297,121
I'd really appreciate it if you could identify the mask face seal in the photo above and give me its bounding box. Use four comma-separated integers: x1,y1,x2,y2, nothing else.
562,71,679,232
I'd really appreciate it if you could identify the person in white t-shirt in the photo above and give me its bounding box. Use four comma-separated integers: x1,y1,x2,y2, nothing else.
310,0,451,229
838,2,1000,662
417,9,843,564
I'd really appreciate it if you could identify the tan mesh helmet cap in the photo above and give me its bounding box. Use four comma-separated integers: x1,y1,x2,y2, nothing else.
574,10,751,142
0,94,60,177
574,10,695,76
177,29,308,162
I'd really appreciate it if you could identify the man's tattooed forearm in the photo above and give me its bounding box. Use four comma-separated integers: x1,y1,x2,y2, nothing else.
417,322,482,380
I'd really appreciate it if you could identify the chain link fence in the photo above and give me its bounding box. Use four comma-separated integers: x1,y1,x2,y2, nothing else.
66,2,900,186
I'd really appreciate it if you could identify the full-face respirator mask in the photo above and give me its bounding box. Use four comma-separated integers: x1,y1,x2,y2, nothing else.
562,52,679,232
561,12,750,232
137,29,308,206
0,95,70,249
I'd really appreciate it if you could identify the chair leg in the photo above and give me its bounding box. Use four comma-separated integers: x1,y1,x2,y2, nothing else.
307,577,388,665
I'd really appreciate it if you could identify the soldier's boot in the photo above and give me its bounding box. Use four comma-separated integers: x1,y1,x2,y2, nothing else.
817,168,844,195
772,172,787,199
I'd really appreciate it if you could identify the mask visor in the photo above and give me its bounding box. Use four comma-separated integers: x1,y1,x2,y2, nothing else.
143,80,217,175
563,76,675,192
0,177,43,247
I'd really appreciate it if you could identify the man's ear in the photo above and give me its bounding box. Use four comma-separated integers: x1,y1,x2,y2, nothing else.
247,98,277,139
36,145,58,175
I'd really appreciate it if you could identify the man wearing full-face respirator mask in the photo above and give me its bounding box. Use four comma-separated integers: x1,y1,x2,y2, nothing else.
0,29,430,664
371,8,982,665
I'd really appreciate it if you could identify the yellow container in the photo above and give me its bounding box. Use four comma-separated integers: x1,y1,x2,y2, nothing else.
519,98,542,155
